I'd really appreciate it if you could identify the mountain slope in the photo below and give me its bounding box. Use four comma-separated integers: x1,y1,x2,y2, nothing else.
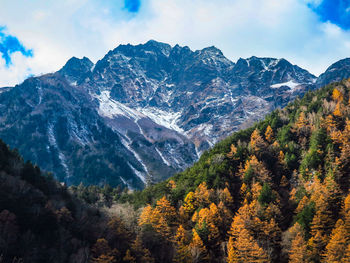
1,40,349,189
0,74,147,188
0,62,197,188
0,139,137,263
120,79,350,263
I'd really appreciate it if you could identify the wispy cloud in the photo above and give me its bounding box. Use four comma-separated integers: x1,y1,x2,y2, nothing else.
0,26,33,67
124,0,141,13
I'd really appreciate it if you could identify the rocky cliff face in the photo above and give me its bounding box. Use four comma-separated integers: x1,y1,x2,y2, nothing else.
0,40,349,189
81,41,317,150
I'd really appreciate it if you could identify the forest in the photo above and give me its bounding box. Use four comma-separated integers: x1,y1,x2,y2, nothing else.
1,79,350,262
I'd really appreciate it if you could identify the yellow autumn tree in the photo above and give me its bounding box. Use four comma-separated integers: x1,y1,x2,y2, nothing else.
333,102,343,117
278,151,286,165
332,88,344,102
295,196,309,214
193,182,213,208
139,204,171,239
307,229,325,262
250,129,266,152
155,196,176,224
241,155,270,185
139,205,155,226
174,225,188,245
251,182,263,200
228,228,268,263
296,111,308,129
229,204,250,242
217,200,232,233
167,180,176,189
183,191,195,214
189,229,209,263
173,225,191,263
323,219,348,263
343,193,350,233
227,235,238,263
343,244,350,262
207,203,221,244
289,232,307,263
227,144,239,160
265,125,274,143
192,203,220,246
240,183,247,197
324,114,337,132
308,177,339,239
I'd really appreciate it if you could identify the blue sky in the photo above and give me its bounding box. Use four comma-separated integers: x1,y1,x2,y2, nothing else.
309,0,350,30
124,0,141,13
0,0,350,86
0,27,33,66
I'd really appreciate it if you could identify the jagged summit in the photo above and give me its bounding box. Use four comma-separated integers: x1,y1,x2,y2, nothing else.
59,56,93,84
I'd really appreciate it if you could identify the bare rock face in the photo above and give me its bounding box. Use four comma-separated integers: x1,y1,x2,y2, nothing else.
0,40,347,189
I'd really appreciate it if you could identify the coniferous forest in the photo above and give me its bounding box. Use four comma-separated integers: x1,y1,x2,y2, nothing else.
1,79,350,262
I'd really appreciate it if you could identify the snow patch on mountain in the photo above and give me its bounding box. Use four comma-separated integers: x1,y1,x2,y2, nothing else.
96,91,144,120
68,119,90,146
37,86,43,105
137,107,184,134
120,176,133,190
155,147,170,166
47,123,70,179
271,80,301,90
120,136,147,182
127,162,146,183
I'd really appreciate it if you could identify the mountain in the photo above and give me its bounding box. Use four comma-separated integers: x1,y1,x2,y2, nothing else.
84,42,316,150
0,40,349,189
316,58,350,88
120,79,350,262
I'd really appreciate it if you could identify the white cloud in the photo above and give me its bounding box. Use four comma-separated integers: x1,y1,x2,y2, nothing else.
1,0,350,86
0,52,33,87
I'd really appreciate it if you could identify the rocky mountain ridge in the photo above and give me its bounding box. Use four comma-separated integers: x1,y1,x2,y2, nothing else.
0,40,349,189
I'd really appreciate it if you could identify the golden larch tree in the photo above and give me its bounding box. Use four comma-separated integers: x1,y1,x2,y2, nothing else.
296,111,308,129
229,228,268,263
289,232,307,263
250,129,266,152
183,191,196,214
323,219,348,263
155,196,176,224
189,229,209,263
332,88,344,102
193,182,213,208
173,225,191,263
265,125,274,143
333,102,343,117
227,144,239,160
343,193,350,233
